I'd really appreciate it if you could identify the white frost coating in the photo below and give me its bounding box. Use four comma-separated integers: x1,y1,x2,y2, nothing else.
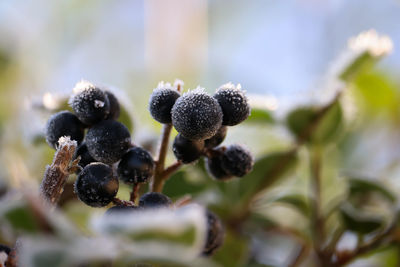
155,81,174,91
94,100,105,108
57,136,77,149
72,80,95,94
217,82,242,92
328,29,393,79
348,29,393,57
91,204,207,261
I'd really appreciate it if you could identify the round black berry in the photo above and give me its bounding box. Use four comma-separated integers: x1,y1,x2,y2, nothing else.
45,111,85,149
204,126,227,149
173,134,205,164
85,120,131,164
105,90,120,120
221,144,253,177
214,83,250,126
149,85,180,123
203,210,224,256
117,147,155,184
104,205,138,216
73,142,96,172
69,82,110,125
171,89,223,141
205,151,232,181
0,244,11,255
139,192,172,209
74,163,119,207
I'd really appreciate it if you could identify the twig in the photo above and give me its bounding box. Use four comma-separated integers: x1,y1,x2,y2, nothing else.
310,146,324,250
335,223,398,266
112,197,135,207
40,136,78,208
151,123,173,192
162,161,183,179
130,183,141,203
289,244,309,267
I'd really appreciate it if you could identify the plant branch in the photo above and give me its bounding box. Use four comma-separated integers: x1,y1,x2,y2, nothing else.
112,197,135,207
40,136,78,208
310,146,324,250
130,183,141,203
335,223,398,265
151,123,173,192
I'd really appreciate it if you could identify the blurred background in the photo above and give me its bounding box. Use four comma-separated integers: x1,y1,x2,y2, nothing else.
1,1,400,266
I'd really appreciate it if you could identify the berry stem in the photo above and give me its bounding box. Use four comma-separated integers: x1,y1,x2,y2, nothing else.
40,136,77,208
151,123,173,192
112,197,135,207
162,161,183,179
130,183,141,203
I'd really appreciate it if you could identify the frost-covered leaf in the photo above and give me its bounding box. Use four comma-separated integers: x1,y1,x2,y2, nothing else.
91,204,207,262
286,101,343,144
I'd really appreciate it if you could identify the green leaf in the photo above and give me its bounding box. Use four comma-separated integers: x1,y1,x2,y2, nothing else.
212,230,249,267
339,51,376,82
245,108,274,124
340,203,384,234
163,170,208,198
353,71,399,114
271,194,310,216
349,177,396,203
237,150,298,203
286,101,343,144
2,205,39,233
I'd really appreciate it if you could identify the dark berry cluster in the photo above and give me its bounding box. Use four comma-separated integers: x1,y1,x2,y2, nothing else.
149,81,254,180
43,79,250,257
45,81,155,208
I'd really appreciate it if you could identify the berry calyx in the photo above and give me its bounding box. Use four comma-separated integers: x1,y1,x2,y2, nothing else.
173,133,205,164
117,146,155,184
85,120,131,164
171,88,223,141
149,82,180,124
214,83,250,126
74,163,119,207
139,192,172,209
45,110,85,149
69,81,110,125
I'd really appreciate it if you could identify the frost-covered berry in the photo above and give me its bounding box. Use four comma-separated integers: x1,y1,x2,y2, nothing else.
69,81,110,125
45,110,85,149
139,192,172,209
85,120,131,164
203,210,224,256
204,126,227,149
149,83,180,123
104,205,138,216
171,88,223,140
221,144,253,177
205,151,232,181
74,163,119,207
73,142,96,171
117,147,155,184
105,90,120,120
214,83,250,126
173,134,205,164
